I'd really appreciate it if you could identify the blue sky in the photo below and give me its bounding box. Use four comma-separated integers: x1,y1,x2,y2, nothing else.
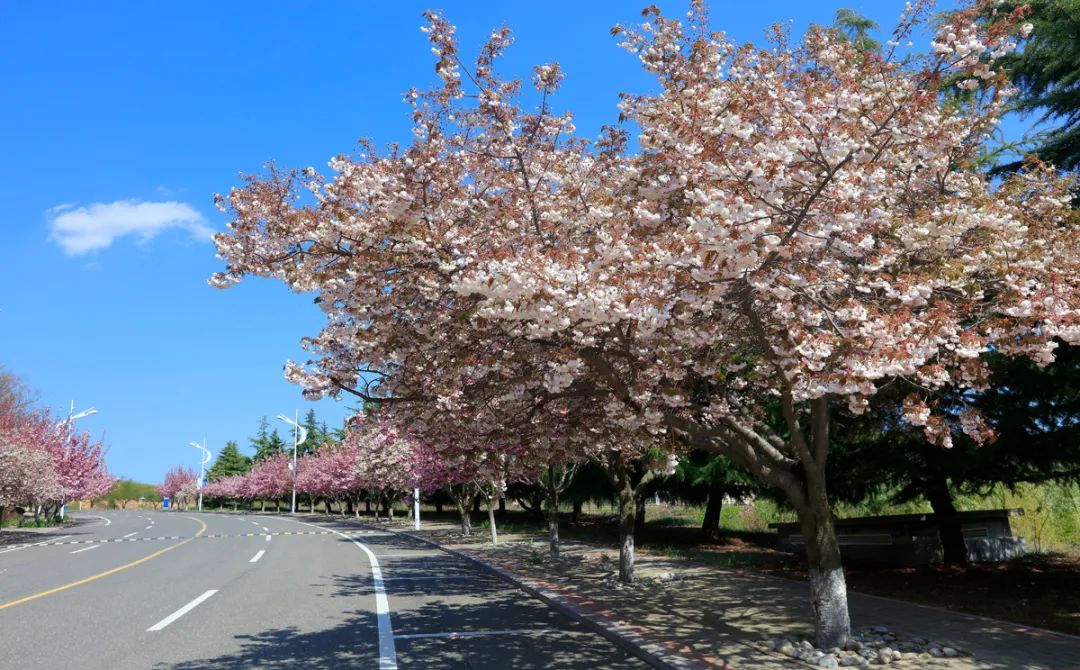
0,1,968,483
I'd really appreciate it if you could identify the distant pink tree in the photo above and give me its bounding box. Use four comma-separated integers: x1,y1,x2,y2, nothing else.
245,452,292,512
158,466,198,510
296,444,364,515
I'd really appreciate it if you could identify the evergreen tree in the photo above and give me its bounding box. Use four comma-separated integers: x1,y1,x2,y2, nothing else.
992,0,1080,171
301,408,322,454
251,417,287,462
829,342,1080,564
250,416,271,462
264,429,287,459
832,8,880,53
207,440,252,481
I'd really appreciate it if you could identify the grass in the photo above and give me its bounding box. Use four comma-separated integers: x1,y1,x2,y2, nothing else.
1,515,64,529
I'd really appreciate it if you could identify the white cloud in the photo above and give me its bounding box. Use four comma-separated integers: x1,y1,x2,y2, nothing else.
47,199,214,256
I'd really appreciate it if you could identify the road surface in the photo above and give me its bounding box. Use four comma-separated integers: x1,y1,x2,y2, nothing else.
0,510,646,669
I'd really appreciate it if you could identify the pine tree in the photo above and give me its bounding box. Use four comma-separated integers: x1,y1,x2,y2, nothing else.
250,416,271,461
264,429,287,459
251,417,286,462
832,8,880,53
207,440,252,481
301,408,321,455
993,0,1080,170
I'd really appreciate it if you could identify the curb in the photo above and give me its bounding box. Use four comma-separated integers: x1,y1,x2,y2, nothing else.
364,521,708,670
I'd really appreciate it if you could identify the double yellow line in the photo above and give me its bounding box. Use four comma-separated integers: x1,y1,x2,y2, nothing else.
0,515,207,611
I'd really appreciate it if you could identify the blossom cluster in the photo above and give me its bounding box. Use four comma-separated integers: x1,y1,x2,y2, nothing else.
0,408,114,512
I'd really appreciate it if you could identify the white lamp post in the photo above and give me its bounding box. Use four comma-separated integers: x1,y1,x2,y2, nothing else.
190,439,211,512
276,412,308,514
58,401,98,519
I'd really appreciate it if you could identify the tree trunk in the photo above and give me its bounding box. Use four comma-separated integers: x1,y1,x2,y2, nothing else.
928,478,968,566
701,481,724,536
487,493,498,545
472,496,482,514
546,490,560,560
571,499,582,523
387,496,394,522
498,497,506,514
634,495,647,534
435,501,444,514
798,471,851,649
456,500,472,536
365,499,371,513
614,457,636,584
260,499,266,512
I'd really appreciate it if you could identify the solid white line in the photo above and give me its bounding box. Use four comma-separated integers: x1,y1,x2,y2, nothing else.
382,575,482,582
395,628,557,640
283,518,397,669
147,590,218,632
122,532,137,539
69,545,101,555
249,550,265,563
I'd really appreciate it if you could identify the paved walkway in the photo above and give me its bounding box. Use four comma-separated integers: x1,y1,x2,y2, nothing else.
376,519,1080,670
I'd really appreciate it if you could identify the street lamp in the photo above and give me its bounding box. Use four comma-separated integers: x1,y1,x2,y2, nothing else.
58,401,98,519
190,439,211,512
276,412,308,514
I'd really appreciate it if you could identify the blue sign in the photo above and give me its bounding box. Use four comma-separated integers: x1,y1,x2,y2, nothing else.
163,497,170,509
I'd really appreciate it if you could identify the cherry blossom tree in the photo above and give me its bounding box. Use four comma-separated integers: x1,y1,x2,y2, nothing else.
211,1,1076,647
244,452,292,512
295,443,365,515
159,466,198,511
0,407,112,519
0,441,60,524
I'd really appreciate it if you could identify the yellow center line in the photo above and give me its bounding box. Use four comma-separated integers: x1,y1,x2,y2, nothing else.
0,516,208,611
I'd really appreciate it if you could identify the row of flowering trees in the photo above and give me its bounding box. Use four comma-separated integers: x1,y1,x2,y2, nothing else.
0,407,114,523
208,0,1077,649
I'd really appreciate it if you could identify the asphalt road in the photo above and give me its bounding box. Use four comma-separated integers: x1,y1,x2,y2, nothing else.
0,510,646,669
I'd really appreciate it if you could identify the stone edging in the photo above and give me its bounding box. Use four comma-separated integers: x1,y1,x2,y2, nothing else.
365,522,707,670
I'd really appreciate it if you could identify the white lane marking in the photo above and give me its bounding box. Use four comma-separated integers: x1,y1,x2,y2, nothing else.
144,526,152,530
249,550,265,563
70,545,101,555
395,629,557,640
382,575,484,582
147,590,218,632
265,535,271,542
260,526,268,532
251,521,261,526
122,532,137,539
84,515,111,527
0,535,71,555
284,519,397,669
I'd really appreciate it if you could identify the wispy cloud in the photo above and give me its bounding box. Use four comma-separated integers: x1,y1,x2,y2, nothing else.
47,199,214,256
